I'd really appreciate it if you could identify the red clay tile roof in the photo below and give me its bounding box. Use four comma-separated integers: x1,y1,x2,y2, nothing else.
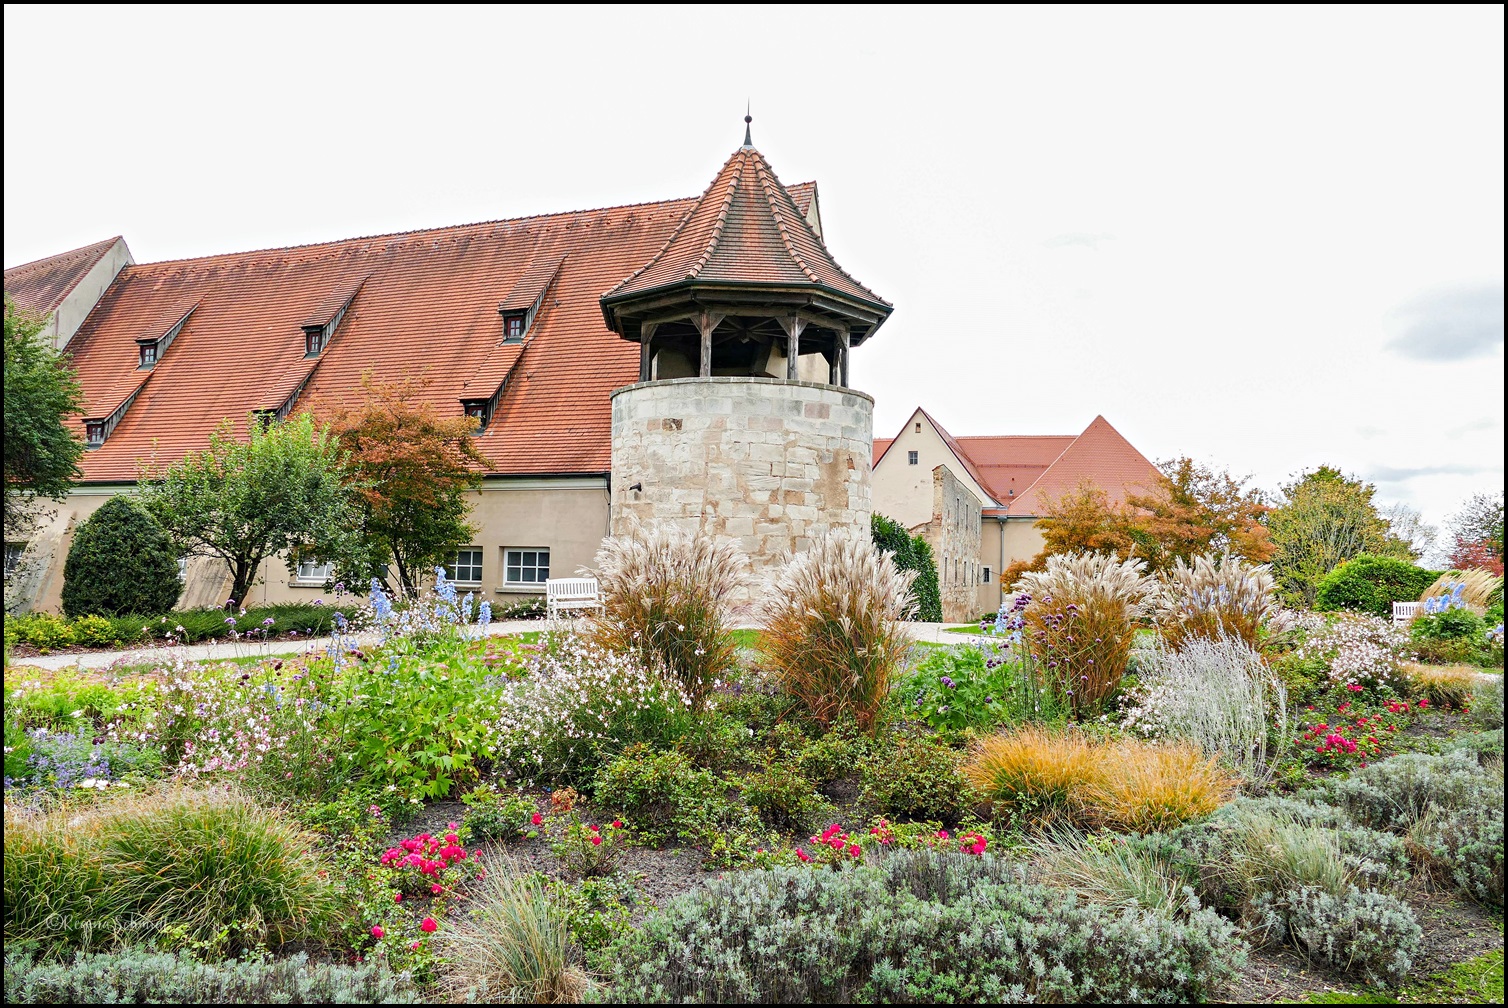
4,237,121,317
602,147,886,312
61,195,732,481
1007,416,1159,516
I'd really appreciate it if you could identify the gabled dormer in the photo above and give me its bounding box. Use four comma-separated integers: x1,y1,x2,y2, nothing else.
497,255,565,344
136,302,197,370
301,278,364,358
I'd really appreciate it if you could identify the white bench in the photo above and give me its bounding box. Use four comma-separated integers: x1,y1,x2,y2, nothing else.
1392,601,1420,626
546,577,603,620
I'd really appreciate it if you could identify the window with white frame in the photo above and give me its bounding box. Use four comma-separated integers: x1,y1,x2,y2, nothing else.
177,557,189,583
503,548,549,586
449,548,484,584
908,450,919,465
294,558,333,585
4,542,25,581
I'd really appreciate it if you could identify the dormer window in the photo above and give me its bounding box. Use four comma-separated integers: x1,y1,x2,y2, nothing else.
502,312,526,342
85,421,106,447
304,326,328,357
461,399,491,431
138,342,158,368
252,409,277,431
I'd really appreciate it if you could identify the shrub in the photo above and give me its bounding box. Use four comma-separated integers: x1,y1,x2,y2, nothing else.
1015,552,1153,716
895,642,1066,730
858,737,979,822
605,849,1244,1003
589,521,748,708
740,761,833,833
1403,662,1480,706
590,743,749,846
460,782,540,842
758,533,915,733
1255,885,1421,987
962,726,1098,824
488,634,698,785
1408,805,1504,905
1290,614,1411,694
1153,552,1278,649
1034,830,1190,916
61,496,182,618
4,785,338,954
1472,677,1504,729
1317,749,1501,832
6,612,77,652
1,950,420,1004
1315,554,1440,617
871,512,942,622
1120,635,1288,783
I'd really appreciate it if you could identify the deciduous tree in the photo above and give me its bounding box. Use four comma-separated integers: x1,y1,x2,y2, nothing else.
1265,466,1411,607
1126,457,1273,570
1447,492,1504,576
140,413,361,605
3,297,83,535
317,373,493,595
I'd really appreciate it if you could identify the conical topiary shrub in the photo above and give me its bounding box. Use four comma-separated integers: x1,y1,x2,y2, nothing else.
62,495,182,617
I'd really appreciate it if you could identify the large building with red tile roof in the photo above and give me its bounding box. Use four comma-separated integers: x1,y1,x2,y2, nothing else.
872,407,1159,619
4,129,893,613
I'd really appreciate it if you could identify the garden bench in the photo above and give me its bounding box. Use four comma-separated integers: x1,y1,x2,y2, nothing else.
1392,601,1420,626
546,577,603,620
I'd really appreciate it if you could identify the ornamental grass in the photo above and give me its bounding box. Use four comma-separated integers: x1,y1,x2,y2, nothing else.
589,521,749,709
1152,552,1278,651
437,866,588,1004
1402,661,1480,707
758,533,915,734
1014,552,1154,716
963,727,1234,833
1420,569,1503,613
4,784,338,954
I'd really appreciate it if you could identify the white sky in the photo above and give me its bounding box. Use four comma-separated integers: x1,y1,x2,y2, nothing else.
5,4,1502,545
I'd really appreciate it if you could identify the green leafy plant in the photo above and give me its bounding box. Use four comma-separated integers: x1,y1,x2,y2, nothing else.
61,496,182,618
858,737,979,822
550,815,626,878
461,782,540,842
872,512,942,622
1315,554,1440,617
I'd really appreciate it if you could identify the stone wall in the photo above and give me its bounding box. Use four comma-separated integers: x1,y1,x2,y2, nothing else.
918,464,983,622
610,377,873,599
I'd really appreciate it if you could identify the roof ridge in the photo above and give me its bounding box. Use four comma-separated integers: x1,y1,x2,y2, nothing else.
126,193,702,270
752,153,823,286
4,235,120,277
687,167,742,280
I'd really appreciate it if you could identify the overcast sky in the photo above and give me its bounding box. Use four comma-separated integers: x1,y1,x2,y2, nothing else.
5,4,1502,548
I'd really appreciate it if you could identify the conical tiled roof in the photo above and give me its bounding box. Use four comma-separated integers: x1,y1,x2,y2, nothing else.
602,146,887,309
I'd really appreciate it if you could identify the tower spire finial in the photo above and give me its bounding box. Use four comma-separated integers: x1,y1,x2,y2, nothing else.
743,102,753,148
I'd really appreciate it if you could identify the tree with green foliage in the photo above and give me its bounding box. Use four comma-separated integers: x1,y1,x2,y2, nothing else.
1266,466,1413,607
315,373,491,595
1314,553,1441,617
3,297,84,535
140,413,363,606
871,513,942,621
61,496,183,617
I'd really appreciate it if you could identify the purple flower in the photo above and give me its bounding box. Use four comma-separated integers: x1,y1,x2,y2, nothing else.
940,676,956,689
225,617,236,625
262,617,275,626
312,599,324,607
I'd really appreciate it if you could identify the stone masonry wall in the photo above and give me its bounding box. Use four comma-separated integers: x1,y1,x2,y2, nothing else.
919,464,983,622
610,377,873,602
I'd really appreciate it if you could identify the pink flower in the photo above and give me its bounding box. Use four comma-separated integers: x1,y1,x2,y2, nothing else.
394,893,403,902
420,917,438,933
848,844,861,857
448,821,459,829
612,820,623,829
590,834,602,846
936,830,949,839
796,848,810,862
410,941,421,951
530,813,543,826
431,884,443,894
371,925,385,939
589,823,601,832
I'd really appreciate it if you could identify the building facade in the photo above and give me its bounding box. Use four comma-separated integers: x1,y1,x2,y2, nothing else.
4,126,891,614
871,407,1160,621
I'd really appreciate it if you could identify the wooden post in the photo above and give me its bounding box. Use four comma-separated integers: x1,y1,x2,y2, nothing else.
638,323,657,383
778,316,806,380
694,311,724,378
837,328,850,387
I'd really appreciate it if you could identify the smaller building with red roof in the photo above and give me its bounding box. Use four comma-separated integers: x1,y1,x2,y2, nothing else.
872,407,1159,620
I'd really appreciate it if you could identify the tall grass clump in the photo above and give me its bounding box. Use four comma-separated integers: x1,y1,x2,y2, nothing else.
590,521,748,708
1014,552,1152,716
1421,569,1503,613
1403,661,1480,707
1153,553,1278,650
758,533,915,733
1121,635,1288,783
437,867,588,1003
4,785,338,954
1034,830,1190,915
961,726,1097,824
1086,743,1238,833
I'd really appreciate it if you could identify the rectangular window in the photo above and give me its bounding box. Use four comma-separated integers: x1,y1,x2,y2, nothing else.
4,542,25,580
503,313,526,341
85,421,105,446
504,548,550,586
295,558,333,585
983,566,991,584
305,328,327,357
449,548,484,584
177,557,189,583
139,343,157,368
908,450,919,465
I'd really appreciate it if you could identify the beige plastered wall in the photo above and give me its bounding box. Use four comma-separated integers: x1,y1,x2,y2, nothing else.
975,515,1049,612
871,409,995,533
49,239,134,350
13,477,610,613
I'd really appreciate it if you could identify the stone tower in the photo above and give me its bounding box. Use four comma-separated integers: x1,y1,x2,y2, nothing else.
602,122,893,584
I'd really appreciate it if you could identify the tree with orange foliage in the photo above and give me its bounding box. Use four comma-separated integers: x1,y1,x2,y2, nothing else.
1126,457,1273,572
1001,481,1140,585
316,373,493,595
